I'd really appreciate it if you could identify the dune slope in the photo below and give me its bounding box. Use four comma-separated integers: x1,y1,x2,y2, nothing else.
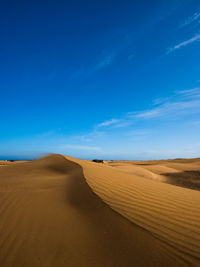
0,154,178,267
66,156,200,266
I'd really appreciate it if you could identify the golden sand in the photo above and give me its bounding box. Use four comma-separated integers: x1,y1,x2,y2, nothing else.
0,154,199,266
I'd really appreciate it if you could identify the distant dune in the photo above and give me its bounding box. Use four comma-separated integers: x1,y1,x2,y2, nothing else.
0,154,199,266
0,160,27,168
107,158,200,190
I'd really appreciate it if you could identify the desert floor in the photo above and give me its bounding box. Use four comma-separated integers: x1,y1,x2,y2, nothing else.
0,154,200,266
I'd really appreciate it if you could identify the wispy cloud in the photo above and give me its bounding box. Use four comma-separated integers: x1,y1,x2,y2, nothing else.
97,118,121,127
72,54,114,78
168,34,200,53
99,87,200,125
177,87,200,97
131,88,200,119
134,100,200,119
134,108,162,119
95,55,114,70
97,118,133,128
112,121,132,128
179,11,200,28
60,144,101,151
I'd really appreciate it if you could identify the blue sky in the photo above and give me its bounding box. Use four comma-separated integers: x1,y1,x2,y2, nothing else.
0,0,200,160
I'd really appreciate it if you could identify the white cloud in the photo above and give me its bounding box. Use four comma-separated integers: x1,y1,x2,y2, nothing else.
134,107,162,119
98,118,121,127
112,121,132,128
132,99,200,120
168,34,200,53
97,118,133,128
179,11,200,28
177,87,200,97
60,144,101,151
102,87,200,123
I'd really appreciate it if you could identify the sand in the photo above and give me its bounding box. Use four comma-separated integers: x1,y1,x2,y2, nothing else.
0,160,27,168
0,154,199,266
107,158,200,190
66,156,200,266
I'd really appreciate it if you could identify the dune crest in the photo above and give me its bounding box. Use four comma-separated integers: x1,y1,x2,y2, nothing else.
65,156,200,266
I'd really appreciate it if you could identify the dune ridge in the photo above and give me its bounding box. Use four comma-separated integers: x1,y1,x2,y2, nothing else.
0,154,179,266
65,156,200,266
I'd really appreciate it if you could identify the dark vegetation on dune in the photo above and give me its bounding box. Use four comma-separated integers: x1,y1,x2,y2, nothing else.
92,159,104,163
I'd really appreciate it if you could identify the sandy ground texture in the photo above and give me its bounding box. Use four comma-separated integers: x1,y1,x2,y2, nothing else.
66,155,200,266
0,154,199,266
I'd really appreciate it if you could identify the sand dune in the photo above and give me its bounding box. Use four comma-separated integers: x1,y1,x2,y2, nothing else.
0,154,199,266
0,154,179,267
108,159,200,190
66,156,200,266
104,162,166,182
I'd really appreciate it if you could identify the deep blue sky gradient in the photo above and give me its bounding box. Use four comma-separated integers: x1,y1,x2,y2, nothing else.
0,0,200,159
